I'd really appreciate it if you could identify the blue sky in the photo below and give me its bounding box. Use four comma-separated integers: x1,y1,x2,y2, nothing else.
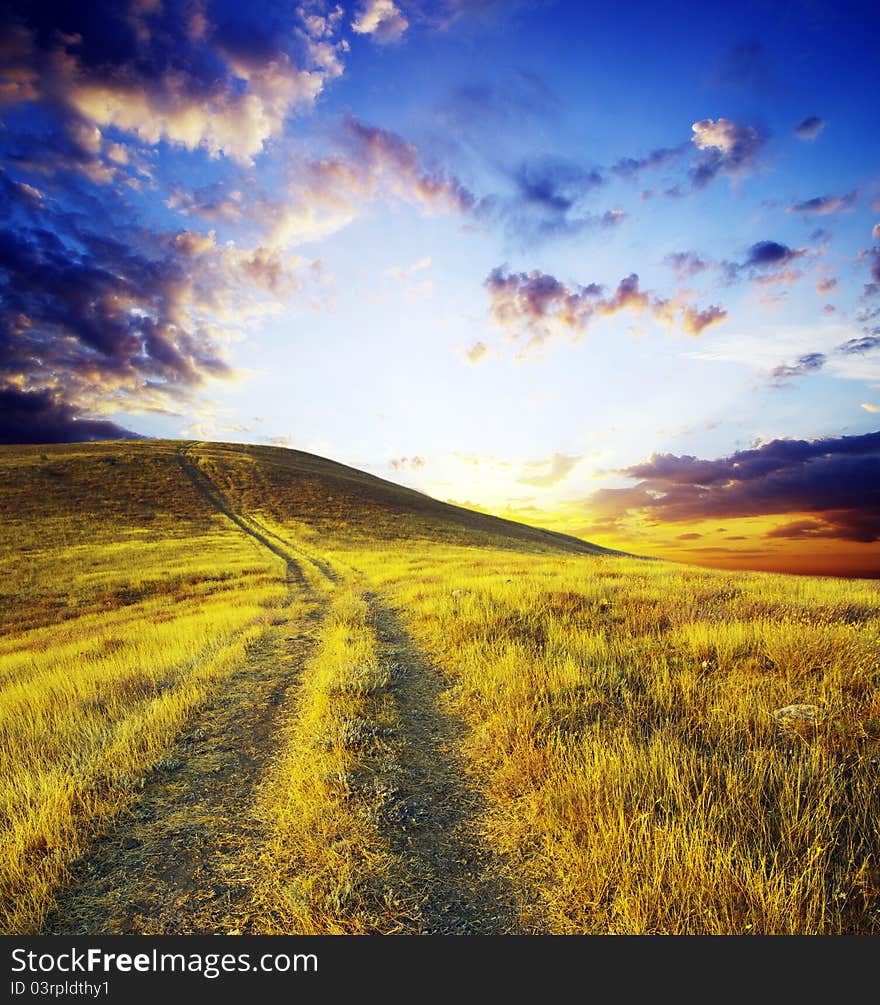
1,0,878,573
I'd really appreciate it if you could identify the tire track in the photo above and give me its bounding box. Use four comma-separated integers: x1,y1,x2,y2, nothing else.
178,445,337,586
45,455,331,934
367,596,522,934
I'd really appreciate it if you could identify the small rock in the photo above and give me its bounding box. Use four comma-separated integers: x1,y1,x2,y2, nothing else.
773,703,822,722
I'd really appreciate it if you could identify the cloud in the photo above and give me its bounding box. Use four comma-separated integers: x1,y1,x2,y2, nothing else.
816,277,838,294
866,248,880,287
711,40,773,92
166,184,246,224
723,240,808,286
689,117,766,188
518,453,581,488
339,115,476,214
665,251,709,280
437,70,559,150
788,191,858,215
243,115,477,249
0,109,151,188
837,332,880,356
511,156,604,211
484,267,727,353
862,403,880,413
478,154,623,243
0,167,318,442
743,240,805,269
1,1,348,164
406,0,536,32
691,313,880,389
681,304,728,335
388,455,426,470
0,387,142,444
611,144,688,180
585,431,880,542
764,518,833,539
771,352,827,381
794,115,826,141
352,1,409,43
384,255,431,280
465,340,488,364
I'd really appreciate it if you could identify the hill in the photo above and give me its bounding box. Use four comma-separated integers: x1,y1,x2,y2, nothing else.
0,438,621,556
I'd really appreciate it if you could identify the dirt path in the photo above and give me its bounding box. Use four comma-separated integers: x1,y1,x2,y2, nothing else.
177,446,337,586
45,610,322,934
43,446,518,934
367,597,522,934
44,458,331,934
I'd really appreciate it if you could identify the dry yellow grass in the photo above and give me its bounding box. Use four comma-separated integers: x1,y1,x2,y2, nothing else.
2,440,878,935
0,533,287,933
253,586,414,934
343,546,880,934
0,444,293,933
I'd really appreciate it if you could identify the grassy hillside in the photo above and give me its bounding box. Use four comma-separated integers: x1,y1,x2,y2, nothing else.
1,440,878,934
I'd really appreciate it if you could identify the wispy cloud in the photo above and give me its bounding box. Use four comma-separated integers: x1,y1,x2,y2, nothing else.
794,115,826,141
244,115,477,249
664,251,710,280
518,453,582,488
788,191,858,216
484,267,727,354
389,455,426,470
611,144,688,180
771,352,827,381
384,256,432,280
688,316,880,388
464,341,488,364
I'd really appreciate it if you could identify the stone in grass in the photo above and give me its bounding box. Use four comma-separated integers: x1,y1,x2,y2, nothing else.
773,703,822,723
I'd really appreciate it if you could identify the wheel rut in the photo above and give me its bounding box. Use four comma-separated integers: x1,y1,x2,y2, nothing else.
44,456,331,934
367,596,522,935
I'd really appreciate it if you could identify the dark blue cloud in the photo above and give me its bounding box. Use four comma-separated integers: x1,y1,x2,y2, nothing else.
794,115,826,140
745,240,801,267
0,388,141,444
0,166,238,442
602,431,880,542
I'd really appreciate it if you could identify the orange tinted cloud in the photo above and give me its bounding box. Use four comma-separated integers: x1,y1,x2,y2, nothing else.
484,267,727,354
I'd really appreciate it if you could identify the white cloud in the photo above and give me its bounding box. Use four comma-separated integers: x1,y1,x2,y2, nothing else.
352,1,410,43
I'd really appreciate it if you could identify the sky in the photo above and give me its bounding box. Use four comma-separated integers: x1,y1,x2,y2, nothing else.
1,0,879,576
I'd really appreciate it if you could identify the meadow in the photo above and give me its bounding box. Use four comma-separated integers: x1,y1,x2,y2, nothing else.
1,440,878,934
